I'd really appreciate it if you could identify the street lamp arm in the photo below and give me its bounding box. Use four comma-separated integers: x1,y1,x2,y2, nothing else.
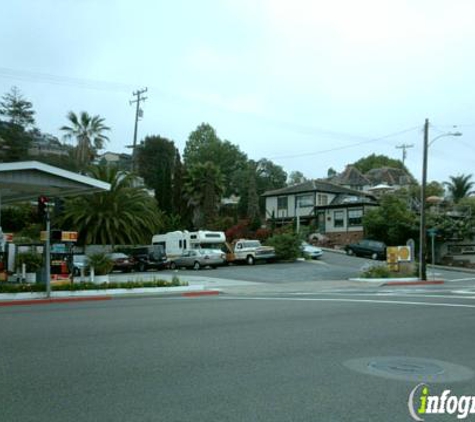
428,131,462,146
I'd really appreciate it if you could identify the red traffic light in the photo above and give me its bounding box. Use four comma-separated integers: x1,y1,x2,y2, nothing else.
38,196,49,219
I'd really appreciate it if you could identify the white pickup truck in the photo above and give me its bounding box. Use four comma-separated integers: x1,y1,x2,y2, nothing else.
226,239,276,265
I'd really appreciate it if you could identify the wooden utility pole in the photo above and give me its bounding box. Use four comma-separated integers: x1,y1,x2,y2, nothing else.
130,88,147,172
396,143,414,165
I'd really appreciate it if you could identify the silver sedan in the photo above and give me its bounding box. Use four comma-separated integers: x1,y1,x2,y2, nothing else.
170,249,226,270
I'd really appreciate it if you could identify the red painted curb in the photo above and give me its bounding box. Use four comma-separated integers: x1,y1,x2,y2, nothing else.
181,291,220,297
0,296,112,307
382,280,444,286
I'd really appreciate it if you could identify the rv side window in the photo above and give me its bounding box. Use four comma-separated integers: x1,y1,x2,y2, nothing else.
179,240,182,248
184,240,187,249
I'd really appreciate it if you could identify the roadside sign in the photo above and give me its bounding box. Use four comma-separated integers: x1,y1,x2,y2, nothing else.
397,245,411,262
386,247,399,271
61,231,78,242
41,231,78,242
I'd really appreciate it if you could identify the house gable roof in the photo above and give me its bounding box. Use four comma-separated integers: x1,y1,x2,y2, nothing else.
330,165,371,186
261,179,375,198
364,166,414,185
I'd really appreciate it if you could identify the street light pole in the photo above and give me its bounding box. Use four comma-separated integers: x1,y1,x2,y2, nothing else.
419,120,462,280
419,119,429,280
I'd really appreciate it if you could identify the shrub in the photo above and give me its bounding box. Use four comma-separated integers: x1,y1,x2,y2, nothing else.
360,264,392,279
266,232,300,261
226,224,250,241
15,251,43,272
0,278,189,293
87,253,113,275
255,228,271,241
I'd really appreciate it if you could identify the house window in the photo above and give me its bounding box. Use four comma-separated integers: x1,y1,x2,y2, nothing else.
317,194,328,205
334,211,344,228
296,194,313,208
348,209,363,226
277,197,288,210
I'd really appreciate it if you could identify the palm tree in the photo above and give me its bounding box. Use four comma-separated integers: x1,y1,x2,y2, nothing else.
60,111,110,167
445,174,475,203
183,162,224,228
61,166,163,246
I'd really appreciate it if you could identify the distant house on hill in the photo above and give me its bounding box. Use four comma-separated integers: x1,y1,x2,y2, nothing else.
328,165,414,194
96,151,132,171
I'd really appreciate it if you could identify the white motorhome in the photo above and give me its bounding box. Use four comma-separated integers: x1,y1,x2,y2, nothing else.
152,231,191,258
189,231,226,251
152,230,227,258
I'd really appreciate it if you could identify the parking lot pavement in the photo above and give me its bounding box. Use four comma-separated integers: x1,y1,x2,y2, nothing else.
105,254,475,295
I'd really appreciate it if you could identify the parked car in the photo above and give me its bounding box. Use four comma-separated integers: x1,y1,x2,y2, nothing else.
226,239,276,265
129,245,169,272
170,249,226,270
72,254,90,276
301,242,323,259
344,239,387,260
105,252,135,272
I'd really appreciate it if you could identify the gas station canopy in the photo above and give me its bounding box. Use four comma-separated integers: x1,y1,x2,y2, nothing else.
0,161,111,204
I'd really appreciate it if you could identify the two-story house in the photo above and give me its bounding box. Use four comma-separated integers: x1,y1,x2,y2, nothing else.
262,179,379,246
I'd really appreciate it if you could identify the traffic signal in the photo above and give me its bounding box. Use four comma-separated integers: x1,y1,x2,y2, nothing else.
37,196,49,219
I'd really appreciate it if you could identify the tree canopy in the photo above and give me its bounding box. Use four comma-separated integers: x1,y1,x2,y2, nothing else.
353,154,408,174
137,135,181,215
183,161,224,229
60,111,110,168
287,171,307,186
363,195,418,245
184,123,248,196
0,86,36,128
61,165,163,245
444,174,475,203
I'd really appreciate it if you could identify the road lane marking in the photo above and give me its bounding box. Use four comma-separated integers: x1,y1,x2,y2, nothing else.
222,296,475,309
445,277,475,283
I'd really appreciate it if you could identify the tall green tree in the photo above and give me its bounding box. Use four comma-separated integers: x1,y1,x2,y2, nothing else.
0,86,36,128
183,162,224,229
353,153,408,174
136,135,181,215
237,158,287,217
184,123,247,196
363,194,418,245
287,171,307,185
60,111,110,168
0,122,32,162
445,174,475,203
61,165,163,246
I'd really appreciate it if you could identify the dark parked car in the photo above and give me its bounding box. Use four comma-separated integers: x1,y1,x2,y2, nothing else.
105,252,135,272
344,239,387,260
129,245,169,272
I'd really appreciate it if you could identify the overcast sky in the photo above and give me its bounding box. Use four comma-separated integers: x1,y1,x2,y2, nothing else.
1,0,474,184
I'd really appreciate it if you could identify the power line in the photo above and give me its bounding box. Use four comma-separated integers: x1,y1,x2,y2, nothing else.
268,126,421,160
0,67,136,93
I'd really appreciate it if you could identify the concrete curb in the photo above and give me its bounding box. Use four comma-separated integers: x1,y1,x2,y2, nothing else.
349,277,419,284
0,285,220,306
381,280,444,287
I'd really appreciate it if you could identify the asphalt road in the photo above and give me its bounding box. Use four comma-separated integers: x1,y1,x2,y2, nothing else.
2,286,475,421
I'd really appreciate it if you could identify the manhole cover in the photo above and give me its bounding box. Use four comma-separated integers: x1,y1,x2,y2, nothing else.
344,356,474,383
368,358,445,377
